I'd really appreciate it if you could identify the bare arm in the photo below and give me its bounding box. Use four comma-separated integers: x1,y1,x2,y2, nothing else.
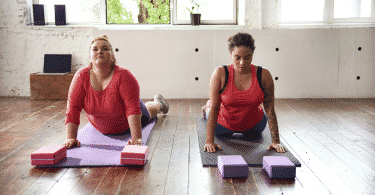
66,122,79,139
64,122,80,148
206,103,220,143
204,67,225,152
262,68,280,144
127,114,142,145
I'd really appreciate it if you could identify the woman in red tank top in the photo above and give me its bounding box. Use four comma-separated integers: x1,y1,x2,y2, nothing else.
203,32,287,153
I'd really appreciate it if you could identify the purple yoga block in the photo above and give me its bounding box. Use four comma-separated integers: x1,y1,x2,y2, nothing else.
218,155,249,178
263,156,296,179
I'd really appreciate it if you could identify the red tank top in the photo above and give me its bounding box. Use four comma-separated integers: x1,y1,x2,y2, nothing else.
217,64,265,131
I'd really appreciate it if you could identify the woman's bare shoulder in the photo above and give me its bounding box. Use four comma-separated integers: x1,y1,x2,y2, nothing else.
214,65,226,74
213,65,227,82
252,64,271,76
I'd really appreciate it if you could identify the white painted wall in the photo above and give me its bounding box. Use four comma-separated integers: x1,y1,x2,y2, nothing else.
93,28,375,99
1,0,374,98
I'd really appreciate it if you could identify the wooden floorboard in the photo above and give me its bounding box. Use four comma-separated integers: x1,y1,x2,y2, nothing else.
275,100,331,195
115,100,168,195
0,99,61,134
141,99,180,195
1,109,89,195
279,100,356,195
284,99,375,177
279,99,375,194
0,100,66,159
0,97,374,195
188,99,212,195
45,168,90,195
0,112,68,194
164,99,190,195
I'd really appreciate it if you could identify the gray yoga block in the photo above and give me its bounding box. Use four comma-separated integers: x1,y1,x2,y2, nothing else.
218,155,249,178
263,156,296,179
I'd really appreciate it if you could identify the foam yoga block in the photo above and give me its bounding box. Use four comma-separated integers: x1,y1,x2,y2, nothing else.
121,145,148,165
31,145,67,165
263,156,296,179
218,155,249,178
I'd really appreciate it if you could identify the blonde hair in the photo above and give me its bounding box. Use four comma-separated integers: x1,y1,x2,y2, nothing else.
89,35,117,68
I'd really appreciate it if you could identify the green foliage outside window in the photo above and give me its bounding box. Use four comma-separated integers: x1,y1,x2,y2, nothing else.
107,0,170,24
107,0,134,24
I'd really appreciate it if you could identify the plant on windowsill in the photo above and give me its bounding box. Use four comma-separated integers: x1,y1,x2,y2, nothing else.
186,0,201,26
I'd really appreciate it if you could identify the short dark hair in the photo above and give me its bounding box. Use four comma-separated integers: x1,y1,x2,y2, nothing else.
228,32,256,53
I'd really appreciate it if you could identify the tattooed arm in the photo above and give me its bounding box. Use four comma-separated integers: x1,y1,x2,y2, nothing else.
261,67,286,153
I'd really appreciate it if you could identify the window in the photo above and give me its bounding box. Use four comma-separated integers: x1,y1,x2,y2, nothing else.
106,0,237,25
37,0,104,25
334,0,372,18
279,0,325,22
279,0,375,25
173,0,237,25
29,0,237,25
106,0,171,24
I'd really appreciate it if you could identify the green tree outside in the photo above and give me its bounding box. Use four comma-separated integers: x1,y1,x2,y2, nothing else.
107,0,134,24
107,0,170,24
143,0,170,24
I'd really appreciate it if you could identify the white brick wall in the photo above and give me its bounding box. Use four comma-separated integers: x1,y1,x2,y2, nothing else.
0,0,373,98
1,0,277,97
0,0,93,97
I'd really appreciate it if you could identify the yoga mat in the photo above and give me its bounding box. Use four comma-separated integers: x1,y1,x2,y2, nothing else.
197,118,301,167
39,117,157,167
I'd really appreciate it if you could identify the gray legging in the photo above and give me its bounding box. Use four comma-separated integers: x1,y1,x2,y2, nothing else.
204,108,268,139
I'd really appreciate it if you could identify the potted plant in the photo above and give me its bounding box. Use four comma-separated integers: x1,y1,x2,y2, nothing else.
186,0,201,26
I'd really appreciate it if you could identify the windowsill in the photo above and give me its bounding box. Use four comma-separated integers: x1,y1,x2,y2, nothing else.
278,22,375,29
25,23,375,30
25,24,249,30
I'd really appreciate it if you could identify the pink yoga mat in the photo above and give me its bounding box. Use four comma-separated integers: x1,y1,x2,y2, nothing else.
37,117,156,167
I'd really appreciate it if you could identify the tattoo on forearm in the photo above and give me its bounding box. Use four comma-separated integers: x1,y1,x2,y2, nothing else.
268,111,280,144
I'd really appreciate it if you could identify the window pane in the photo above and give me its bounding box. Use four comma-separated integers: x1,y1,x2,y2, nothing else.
176,0,234,21
39,0,101,24
107,0,170,24
280,0,324,22
334,0,371,18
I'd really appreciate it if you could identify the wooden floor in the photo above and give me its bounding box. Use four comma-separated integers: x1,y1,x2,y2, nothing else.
0,97,374,195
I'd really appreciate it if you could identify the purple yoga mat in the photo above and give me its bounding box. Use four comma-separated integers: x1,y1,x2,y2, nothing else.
39,117,156,167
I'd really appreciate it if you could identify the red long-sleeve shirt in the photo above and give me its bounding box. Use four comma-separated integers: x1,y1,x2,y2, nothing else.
65,65,142,134
217,64,265,131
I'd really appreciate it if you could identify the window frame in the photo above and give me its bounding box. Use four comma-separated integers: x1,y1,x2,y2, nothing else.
105,0,172,25
29,0,106,25
277,0,375,26
172,0,238,25
28,0,238,26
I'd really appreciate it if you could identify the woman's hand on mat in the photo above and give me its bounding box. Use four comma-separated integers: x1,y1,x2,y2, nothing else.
204,142,222,153
268,143,287,153
127,138,143,146
64,139,81,149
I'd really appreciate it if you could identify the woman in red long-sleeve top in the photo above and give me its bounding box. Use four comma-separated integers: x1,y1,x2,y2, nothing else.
203,32,287,153
63,35,169,148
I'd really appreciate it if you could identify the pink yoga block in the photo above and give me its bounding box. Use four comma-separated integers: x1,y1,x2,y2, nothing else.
120,145,148,165
31,145,67,165
263,156,296,179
